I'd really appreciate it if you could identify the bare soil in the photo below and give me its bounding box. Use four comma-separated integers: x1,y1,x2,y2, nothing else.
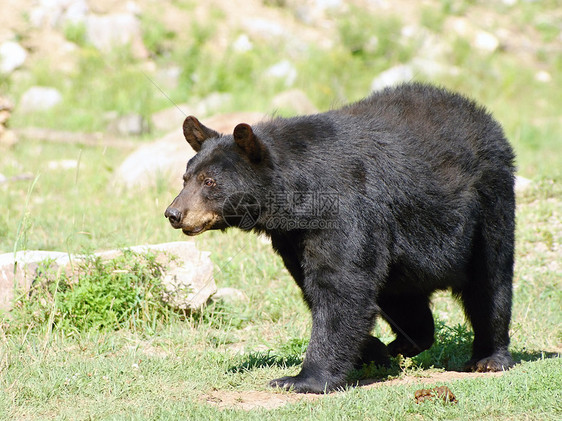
202,371,504,410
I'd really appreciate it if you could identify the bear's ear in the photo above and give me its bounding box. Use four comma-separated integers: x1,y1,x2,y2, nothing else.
183,116,220,152
233,123,264,163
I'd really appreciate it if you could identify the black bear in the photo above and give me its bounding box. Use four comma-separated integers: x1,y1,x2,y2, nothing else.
165,83,515,393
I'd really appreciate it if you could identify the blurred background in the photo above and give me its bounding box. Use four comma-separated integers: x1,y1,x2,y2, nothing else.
0,0,560,253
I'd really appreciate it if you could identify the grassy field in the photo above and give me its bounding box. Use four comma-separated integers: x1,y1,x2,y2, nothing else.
1,1,561,419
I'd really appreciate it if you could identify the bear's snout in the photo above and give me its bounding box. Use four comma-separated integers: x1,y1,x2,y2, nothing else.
164,207,183,228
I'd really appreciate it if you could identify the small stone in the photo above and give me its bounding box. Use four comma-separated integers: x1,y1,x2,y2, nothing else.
126,1,142,15
0,110,10,124
293,0,344,24
0,41,27,74
473,30,499,53
232,34,253,53
0,130,17,148
535,71,551,83
0,96,13,111
85,13,147,58
446,18,500,54
47,160,79,170
63,0,89,25
515,175,532,193
107,113,149,136
411,58,459,78
244,18,286,39
314,0,343,10
213,287,248,305
266,60,297,87
371,65,414,91
18,86,63,113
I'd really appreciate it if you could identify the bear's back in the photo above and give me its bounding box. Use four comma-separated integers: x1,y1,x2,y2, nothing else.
258,83,514,198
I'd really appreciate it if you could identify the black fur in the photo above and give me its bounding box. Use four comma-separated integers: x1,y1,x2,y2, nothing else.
165,83,516,393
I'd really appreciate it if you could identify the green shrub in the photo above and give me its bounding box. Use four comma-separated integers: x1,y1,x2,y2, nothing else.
63,22,87,47
8,251,172,334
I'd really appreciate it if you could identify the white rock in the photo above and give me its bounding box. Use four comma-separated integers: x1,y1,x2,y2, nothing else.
447,18,500,54
0,41,27,74
0,130,18,148
0,96,13,112
85,13,146,56
18,86,62,112
233,34,253,53
245,18,286,39
515,176,532,193
94,242,216,311
107,113,149,136
0,250,69,311
314,0,343,10
29,0,62,27
411,57,459,78
63,0,89,25
29,0,88,27
212,287,248,304
473,30,500,53
0,242,216,312
371,65,414,91
126,1,142,15
113,128,192,189
266,60,297,87
151,242,215,311
113,112,267,189
47,159,78,170
535,71,551,83
294,0,344,24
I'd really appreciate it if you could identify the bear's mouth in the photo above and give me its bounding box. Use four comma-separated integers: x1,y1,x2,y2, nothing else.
181,221,213,236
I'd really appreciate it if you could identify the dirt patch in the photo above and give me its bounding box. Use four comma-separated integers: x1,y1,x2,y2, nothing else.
203,389,318,410
359,369,504,389
202,371,504,410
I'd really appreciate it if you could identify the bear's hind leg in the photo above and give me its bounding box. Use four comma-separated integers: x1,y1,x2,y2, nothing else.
355,335,390,369
379,293,435,357
461,213,515,372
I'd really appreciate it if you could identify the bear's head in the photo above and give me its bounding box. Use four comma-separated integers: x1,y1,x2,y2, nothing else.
165,116,267,236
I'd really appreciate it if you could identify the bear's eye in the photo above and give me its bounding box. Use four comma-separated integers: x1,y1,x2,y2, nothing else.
203,177,216,187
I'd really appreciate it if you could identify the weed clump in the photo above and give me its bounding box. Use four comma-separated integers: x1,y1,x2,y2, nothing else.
6,250,173,334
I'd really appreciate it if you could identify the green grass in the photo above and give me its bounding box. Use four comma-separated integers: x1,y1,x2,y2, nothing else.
6,251,172,334
1,0,561,419
0,328,560,419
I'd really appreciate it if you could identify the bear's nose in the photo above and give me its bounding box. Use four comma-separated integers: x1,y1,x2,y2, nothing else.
165,207,182,226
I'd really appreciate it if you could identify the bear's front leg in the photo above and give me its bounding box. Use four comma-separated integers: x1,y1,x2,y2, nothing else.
270,269,380,393
269,365,336,394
